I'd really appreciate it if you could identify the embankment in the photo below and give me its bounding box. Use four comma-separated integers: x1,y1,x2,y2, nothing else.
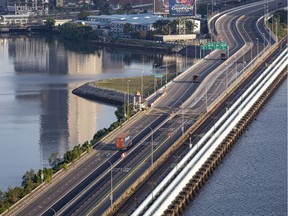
72,82,133,106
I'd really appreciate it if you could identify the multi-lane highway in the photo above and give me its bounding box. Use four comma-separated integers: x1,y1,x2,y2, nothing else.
6,1,286,216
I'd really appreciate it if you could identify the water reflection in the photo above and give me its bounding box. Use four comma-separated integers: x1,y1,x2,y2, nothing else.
0,35,191,190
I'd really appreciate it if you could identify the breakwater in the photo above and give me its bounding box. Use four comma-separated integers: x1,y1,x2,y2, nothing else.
72,82,133,106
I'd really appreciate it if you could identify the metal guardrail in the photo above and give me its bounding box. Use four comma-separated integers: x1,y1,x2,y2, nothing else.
132,46,288,216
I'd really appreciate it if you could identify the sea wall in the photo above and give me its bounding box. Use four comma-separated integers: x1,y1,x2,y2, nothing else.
72,82,133,106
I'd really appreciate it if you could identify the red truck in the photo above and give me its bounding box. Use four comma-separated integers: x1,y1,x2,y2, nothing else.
116,131,132,150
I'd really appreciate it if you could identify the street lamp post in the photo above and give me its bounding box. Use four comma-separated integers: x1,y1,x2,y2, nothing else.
256,38,259,58
127,79,131,118
275,20,278,43
165,61,168,84
141,58,144,98
242,48,245,70
262,32,266,51
107,161,113,207
181,105,184,135
185,44,188,69
148,126,154,166
50,207,56,216
189,133,192,149
205,84,208,111
179,100,184,136
250,42,253,65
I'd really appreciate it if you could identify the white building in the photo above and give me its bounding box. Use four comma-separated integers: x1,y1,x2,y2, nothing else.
0,14,29,25
6,0,48,15
80,14,172,37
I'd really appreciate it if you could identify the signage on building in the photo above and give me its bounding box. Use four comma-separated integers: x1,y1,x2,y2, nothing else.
169,0,196,17
154,0,170,14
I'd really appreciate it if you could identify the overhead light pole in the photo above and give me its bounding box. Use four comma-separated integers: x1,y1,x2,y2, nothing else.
185,43,188,69
256,38,259,58
127,79,131,118
148,126,154,167
262,32,266,51
141,58,144,98
50,207,56,216
107,161,113,207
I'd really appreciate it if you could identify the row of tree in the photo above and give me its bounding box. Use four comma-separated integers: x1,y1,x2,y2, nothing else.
58,22,99,41
93,0,136,15
0,139,93,213
0,103,134,214
113,19,197,40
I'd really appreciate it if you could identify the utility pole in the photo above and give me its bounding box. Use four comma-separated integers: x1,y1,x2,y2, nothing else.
107,161,113,207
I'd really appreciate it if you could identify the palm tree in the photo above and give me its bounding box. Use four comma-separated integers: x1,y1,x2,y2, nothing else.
186,19,198,34
120,3,133,14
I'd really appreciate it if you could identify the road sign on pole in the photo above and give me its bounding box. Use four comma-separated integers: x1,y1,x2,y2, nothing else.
201,42,228,50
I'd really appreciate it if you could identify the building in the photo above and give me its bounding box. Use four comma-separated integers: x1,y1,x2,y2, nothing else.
77,13,200,41
3,0,48,15
79,14,172,38
0,14,29,25
0,0,7,14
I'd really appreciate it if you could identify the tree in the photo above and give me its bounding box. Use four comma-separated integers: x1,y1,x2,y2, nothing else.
0,190,3,201
22,169,37,192
6,187,24,204
48,152,60,168
123,23,134,35
93,0,111,15
168,20,178,34
138,29,146,39
43,168,54,182
78,10,91,20
186,19,198,34
45,17,55,30
120,3,133,14
115,105,126,121
152,20,171,35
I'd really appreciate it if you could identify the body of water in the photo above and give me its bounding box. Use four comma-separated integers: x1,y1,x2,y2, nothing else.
0,35,191,191
184,81,287,215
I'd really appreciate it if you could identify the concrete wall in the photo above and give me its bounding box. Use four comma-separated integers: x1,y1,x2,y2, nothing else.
162,34,197,42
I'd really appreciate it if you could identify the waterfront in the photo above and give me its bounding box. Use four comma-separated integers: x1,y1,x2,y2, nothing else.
184,81,287,215
0,35,191,190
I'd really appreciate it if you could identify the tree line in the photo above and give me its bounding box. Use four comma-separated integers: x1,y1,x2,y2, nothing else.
0,103,135,214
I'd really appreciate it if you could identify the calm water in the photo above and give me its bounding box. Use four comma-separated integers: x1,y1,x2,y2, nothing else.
0,35,190,191
184,81,287,215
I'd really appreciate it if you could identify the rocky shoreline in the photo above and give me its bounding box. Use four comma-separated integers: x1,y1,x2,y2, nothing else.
72,82,133,106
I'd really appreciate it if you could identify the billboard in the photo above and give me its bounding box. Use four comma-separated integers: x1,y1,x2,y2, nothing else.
154,0,169,14
169,0,196,17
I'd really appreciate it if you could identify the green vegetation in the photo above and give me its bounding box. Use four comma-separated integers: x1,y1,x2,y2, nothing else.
268,10,288,40
92,0,111,15
0,140,93,214
77,10,92,20
44,17,55,31
94,74,176,98
109,38,176,50
151,19,197,36
119,3,133,14
0,73,176,214
58,22,99,41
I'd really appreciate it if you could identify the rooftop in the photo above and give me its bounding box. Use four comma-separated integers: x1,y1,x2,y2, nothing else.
87,13,172,25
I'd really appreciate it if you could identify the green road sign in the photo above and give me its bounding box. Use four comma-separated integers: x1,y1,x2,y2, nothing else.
154,73,163,78
201,42,228,50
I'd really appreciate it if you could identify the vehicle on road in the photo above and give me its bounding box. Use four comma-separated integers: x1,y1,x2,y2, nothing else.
220,53,227,60
116,131,132,150
192,74,200,83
